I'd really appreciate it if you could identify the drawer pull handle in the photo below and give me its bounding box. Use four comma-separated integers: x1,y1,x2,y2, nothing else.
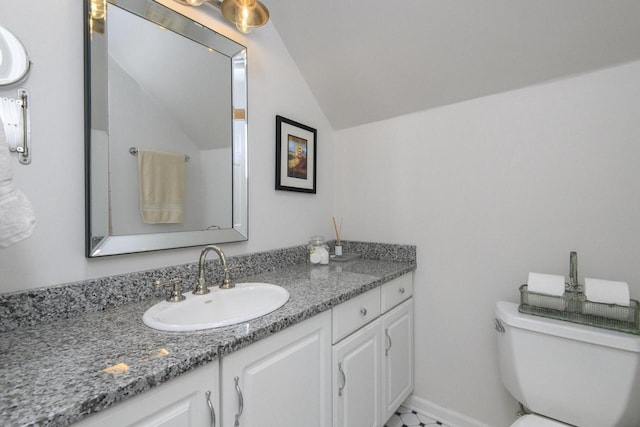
360,308,367,316
234,376,244,427
399,287,405,294
205,390,216,427
385,329,392,356
338,362,346,397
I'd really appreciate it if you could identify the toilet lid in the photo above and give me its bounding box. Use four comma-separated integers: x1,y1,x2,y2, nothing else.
511,414,568,427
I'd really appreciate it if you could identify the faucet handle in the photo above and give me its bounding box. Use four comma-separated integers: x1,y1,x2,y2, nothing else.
155,278,186,302
193,275,211,295
225,264,241,273
220,264,240,289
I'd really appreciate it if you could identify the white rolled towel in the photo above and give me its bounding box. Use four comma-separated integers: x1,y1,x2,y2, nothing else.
584,278,630,306
527,272,566,296
526,272,566,311
582,301,631,321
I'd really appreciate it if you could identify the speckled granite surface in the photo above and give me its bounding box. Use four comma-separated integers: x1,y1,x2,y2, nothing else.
0,246,309,333
0,243,416,427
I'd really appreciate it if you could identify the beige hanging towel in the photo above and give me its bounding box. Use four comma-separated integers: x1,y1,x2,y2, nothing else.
138,149,185,224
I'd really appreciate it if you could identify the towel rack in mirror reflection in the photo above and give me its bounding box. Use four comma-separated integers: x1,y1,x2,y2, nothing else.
129,147,190,162
1,88,31,165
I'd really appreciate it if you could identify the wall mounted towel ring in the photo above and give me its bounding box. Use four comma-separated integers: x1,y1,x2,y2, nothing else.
0,26,31,86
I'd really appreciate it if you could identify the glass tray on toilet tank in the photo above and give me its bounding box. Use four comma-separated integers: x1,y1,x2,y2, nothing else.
519,284,640,335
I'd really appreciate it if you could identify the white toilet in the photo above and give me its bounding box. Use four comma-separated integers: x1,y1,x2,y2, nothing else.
495,301,640,427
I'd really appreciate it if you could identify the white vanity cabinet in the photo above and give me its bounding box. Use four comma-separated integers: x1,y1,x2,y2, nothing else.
382,298,414,421
219,310,332,427
71,273,412,427
333,314,384,427
332,273,414,427
74,360,219,427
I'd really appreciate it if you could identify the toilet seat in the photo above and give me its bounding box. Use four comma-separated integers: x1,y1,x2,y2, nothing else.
511,414,569,427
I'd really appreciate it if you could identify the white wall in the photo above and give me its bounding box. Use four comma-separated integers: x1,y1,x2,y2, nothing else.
200,147,233,230
0,0,335,293
335,61,640,426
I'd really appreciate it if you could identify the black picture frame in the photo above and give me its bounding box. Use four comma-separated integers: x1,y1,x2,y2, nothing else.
275,115,317,193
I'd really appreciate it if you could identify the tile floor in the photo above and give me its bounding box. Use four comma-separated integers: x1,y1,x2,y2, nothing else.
385,405,451,427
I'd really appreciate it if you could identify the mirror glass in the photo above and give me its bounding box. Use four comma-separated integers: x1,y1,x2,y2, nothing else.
0,25,30,86
85,0,248,257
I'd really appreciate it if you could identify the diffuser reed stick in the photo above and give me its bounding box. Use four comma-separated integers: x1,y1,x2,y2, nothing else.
332,216,342,245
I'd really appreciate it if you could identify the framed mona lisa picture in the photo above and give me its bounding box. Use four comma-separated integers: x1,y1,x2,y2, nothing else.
275,115,317,193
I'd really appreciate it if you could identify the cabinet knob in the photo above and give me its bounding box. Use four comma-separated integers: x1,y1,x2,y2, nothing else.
399,287,405,294
360,308,367,316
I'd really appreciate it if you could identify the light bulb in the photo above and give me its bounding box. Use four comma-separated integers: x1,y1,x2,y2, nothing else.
220,0,269,34
235,0,255,33
186,0,205,5
90,0,106,20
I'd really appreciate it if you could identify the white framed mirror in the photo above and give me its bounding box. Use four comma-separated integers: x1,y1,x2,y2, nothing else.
0,25,30,86
85,0,248,257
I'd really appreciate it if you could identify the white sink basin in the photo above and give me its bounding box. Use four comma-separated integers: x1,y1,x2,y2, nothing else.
143,282,290,331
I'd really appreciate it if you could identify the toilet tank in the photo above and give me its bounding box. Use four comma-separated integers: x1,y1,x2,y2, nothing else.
495,301,640,427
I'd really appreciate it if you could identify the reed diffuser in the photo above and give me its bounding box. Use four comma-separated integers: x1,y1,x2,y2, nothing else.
332,216,343,257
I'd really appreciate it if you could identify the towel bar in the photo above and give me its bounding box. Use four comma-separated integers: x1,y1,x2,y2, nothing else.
129,147,189,162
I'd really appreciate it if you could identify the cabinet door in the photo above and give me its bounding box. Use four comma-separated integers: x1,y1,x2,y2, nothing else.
332,319,383,427
74,360,219,427
220,311,331,427
382,299,414,421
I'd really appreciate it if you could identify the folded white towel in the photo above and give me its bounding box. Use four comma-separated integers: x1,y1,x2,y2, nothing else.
0,116,35,247
584,277,630,306
1,97,21,151
527,272,566,296
138,149,185,224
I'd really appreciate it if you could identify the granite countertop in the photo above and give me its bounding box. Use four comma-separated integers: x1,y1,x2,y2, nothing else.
0,258,415,427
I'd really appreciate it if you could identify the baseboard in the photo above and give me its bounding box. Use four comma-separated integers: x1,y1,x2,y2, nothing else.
403,395,492,427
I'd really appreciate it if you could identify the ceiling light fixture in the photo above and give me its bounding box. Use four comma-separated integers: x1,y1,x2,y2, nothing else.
174,0,269,34
90,0,106,20
89,0,106,34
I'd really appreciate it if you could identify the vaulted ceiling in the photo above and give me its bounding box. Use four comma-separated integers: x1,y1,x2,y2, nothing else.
268,0,640,130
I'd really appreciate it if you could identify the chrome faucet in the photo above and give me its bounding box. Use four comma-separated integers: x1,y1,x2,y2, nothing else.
195,245,234,294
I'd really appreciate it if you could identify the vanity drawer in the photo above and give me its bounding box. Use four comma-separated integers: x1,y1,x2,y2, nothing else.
381,273,413,312
332,287,381,344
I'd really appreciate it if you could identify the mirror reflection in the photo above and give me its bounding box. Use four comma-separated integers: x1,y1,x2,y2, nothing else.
86,0,248,257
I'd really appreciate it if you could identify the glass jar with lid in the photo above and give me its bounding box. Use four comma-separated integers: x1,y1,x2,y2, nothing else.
308,235,330,265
